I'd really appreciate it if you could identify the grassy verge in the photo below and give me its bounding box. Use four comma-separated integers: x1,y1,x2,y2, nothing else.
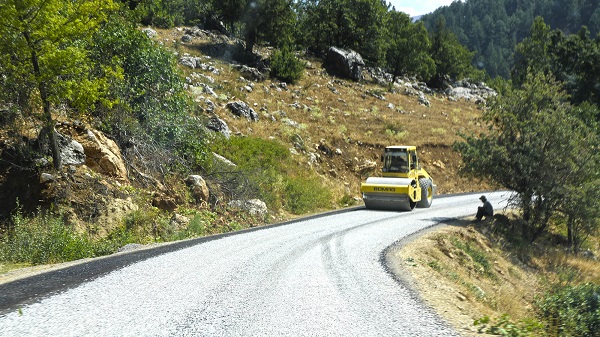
0,206,261,271
396,216,599,337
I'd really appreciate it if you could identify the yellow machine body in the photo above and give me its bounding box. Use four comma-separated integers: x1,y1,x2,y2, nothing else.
360,146,435,211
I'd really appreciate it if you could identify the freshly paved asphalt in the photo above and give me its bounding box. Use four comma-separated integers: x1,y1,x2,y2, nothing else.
0,191,510,336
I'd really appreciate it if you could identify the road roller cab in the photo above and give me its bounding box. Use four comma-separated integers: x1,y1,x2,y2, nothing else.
360,146,436,211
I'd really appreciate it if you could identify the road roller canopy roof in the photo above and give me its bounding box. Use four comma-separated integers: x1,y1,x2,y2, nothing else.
384,146,416,151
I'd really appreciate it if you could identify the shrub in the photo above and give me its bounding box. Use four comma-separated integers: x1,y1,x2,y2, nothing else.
284,176,331,214
209,135,331,214
270,48,304,84
536,282,600,337
89,18,208,172
474,315,543,337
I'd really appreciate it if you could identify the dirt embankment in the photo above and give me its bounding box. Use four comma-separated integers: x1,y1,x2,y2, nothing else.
387,218,540,336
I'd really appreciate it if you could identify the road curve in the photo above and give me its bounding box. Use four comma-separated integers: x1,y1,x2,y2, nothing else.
0,191,510,336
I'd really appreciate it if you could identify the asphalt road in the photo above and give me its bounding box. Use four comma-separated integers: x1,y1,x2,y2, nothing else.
0,191,510,336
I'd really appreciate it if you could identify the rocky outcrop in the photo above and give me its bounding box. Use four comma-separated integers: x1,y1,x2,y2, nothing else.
446,80,497,103
57,132,86,166
94,197,138,237
324,47,365,81
233,64,267,82
76,129,128,182
59,122,129,183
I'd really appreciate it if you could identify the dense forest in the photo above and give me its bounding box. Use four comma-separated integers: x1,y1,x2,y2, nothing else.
118,0,481,85
421,0,600,78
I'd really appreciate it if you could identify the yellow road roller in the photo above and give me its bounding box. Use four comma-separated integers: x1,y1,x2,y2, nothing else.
360,146,436,211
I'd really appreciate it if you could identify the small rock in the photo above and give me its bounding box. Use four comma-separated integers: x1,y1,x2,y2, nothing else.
40,173,55,184
170,213,191,230
433,160,446,169
228,199,268,216
181,35,192,43
141,28,157,38
185,175,210,203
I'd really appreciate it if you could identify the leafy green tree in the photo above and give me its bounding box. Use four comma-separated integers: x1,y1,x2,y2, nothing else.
209,0,244,33
514,17,600,111
557,104,600,252
297,0,388,65
244,0,296,52
512,17,553,86
385,11,435,80
295,0,328,53
135,0,185,28
421,0,600,79
0,0,119,169
428,16,476,87
455,72,599,242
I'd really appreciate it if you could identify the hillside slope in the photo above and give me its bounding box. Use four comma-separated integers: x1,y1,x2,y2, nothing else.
156,27,493,203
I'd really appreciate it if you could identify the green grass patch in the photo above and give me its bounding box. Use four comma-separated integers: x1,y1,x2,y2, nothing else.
428,260,442,272
0,210,97,265
0,207,228,267
452,238,495,278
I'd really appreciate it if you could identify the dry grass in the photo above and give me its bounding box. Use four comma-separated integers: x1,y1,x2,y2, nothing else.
391,217,600,336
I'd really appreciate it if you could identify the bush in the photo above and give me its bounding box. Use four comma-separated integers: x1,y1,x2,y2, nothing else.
270,48,304,84
209,136,331,214
536,282,600,337
474,315,543,337
0,210,95,265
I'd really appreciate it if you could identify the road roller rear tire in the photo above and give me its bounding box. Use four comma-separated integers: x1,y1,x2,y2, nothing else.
417,178,433,208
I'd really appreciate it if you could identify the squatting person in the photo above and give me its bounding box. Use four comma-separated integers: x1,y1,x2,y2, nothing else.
475,195,493,221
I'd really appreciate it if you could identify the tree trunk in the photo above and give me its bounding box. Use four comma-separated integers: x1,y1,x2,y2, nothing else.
567,215,574,251
24,31,61,169
245,29,256,54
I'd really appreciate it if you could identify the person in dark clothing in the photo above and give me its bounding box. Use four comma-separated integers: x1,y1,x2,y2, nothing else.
476,195,493,221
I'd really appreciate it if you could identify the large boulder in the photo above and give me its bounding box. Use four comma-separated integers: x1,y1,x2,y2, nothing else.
226,101,259,121
324,47,365,81
57,132,86,166
61,123,129,182
185,175,210,203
